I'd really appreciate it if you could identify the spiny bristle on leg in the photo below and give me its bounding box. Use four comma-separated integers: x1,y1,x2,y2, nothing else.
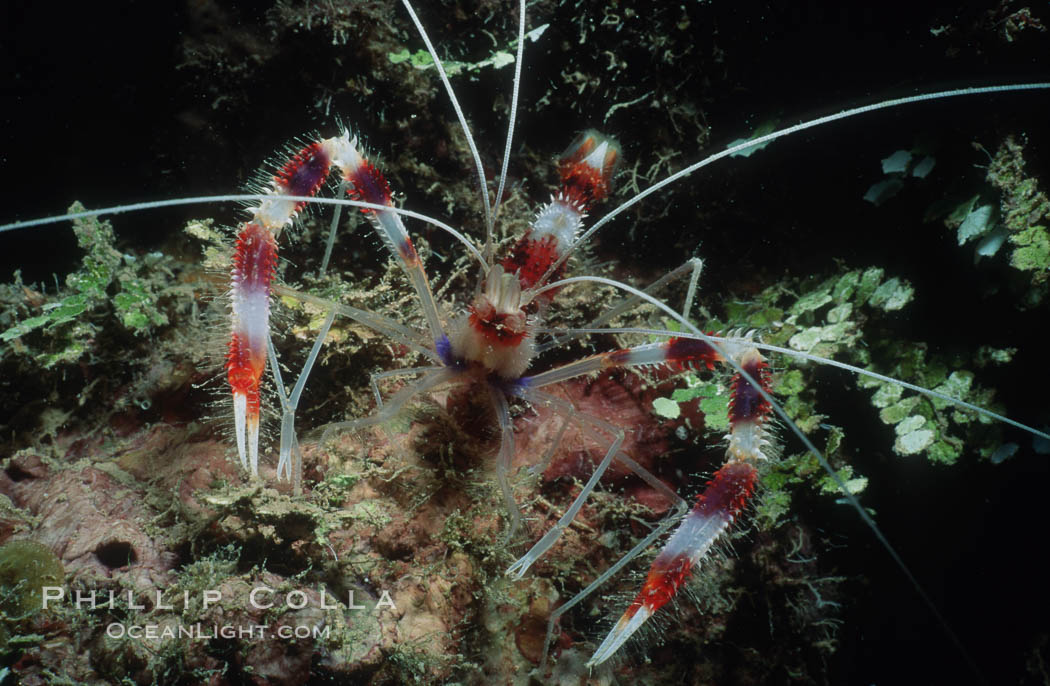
587,604,652,667
227,222,276,477
584,458,758,666
228,377,262,476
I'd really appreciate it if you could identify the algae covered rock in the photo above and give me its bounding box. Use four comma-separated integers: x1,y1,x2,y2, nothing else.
0,539,64,619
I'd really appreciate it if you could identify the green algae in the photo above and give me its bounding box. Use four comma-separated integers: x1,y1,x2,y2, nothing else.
1,202,174,369
0,540,64,620
650,260,1019,532
986,136,1050,283
388,23,548,77
931,136,1050,304
0,539,64,657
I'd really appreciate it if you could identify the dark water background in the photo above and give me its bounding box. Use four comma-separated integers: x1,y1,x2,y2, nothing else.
2,1,1048,684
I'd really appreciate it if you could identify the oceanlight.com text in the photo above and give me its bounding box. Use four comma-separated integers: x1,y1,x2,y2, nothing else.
105,622,331,641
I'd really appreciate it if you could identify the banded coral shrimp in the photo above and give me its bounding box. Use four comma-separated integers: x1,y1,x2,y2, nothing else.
2,0,1050,684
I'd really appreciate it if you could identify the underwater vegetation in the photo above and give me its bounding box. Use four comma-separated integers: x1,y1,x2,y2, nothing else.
1,1,1049,684
0,540,64,655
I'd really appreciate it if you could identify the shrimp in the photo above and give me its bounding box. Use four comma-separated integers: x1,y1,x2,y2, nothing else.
2,2,1048,683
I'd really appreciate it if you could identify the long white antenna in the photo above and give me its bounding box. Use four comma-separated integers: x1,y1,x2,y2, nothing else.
401,0,495,263
0,195,487,268
529,82,1050,293
493,0,527,228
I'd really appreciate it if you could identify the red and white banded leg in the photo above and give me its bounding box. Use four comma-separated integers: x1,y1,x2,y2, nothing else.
226,130,449,477
587,347,773,666
503,131,620,299
227,142,333,475
324,133,446,341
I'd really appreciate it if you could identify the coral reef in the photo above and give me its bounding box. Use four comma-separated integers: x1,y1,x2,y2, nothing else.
1,1,1049,685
